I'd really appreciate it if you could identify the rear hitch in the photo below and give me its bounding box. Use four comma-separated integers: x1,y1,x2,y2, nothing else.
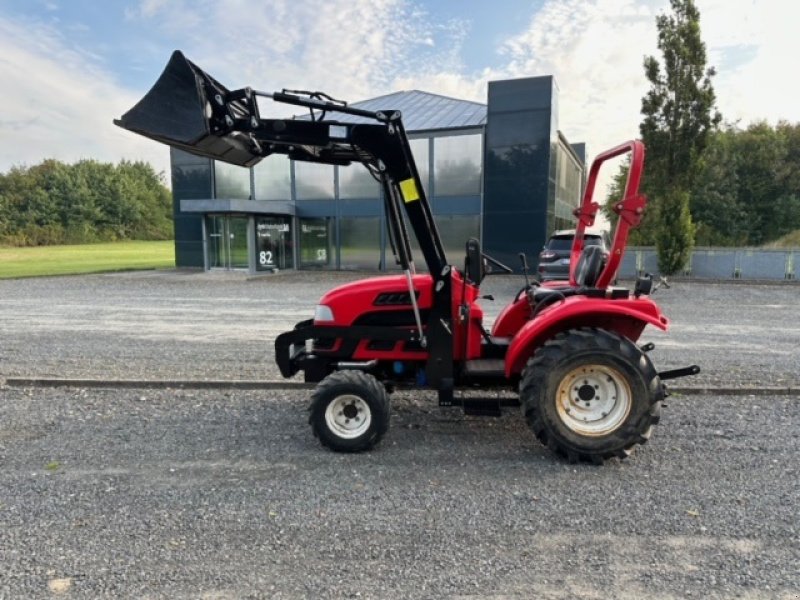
659,365,701,381
659,365,700,401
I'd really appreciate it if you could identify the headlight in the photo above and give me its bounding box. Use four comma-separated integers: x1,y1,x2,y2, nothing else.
314,305,335,322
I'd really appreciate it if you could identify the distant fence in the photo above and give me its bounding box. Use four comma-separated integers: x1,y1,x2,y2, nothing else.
620,247,797,280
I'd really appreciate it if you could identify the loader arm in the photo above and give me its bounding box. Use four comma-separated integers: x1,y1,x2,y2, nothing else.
115,50,447,277
115,50,457,392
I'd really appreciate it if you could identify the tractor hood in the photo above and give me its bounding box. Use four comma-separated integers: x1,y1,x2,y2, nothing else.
315,274,433,326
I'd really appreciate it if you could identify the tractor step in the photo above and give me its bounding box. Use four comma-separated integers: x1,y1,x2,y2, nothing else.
463,398,502,417
464,359,505,378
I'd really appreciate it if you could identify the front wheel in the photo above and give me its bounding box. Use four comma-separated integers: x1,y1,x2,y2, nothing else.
520,328,663,463
309,370,390,452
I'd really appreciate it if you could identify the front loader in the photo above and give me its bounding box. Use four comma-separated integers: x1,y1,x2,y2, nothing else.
116,51,699,463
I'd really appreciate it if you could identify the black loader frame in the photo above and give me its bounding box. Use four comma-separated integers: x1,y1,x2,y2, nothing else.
116,50,472,402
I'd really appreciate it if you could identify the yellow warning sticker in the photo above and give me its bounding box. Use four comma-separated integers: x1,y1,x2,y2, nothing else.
399,178,420,203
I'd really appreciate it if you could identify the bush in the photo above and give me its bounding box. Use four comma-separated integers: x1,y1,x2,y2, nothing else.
0,159,172,247
656,188,695,275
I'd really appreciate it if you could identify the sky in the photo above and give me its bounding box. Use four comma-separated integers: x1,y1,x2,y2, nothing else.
0,0,798,184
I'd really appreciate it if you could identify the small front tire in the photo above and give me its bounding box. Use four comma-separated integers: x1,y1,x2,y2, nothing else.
309,370,390,452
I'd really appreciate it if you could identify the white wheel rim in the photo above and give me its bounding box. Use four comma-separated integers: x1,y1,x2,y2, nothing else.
555,364,632,436
324,394,372,439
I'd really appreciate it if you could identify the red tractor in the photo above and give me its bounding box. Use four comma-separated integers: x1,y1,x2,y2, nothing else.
117,51,699,463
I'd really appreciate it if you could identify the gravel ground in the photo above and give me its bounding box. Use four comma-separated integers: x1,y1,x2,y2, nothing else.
1,271,799,598
0,386,798,598
0,270,798,388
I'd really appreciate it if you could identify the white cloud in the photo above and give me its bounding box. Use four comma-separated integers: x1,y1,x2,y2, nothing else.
123,0,446,106
499,0,800,149
2,0,797,190
0,15,170,176
496,0,660,161
698,0,800,126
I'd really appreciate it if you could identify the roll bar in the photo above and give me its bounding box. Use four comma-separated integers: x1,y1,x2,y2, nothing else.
569,140,647,289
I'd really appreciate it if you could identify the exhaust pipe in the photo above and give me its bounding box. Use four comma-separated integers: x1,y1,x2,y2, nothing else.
114,50,262,167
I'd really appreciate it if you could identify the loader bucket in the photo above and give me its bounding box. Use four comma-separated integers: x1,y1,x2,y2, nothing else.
114,50,262,167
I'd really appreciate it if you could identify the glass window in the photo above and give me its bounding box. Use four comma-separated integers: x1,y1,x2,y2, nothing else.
433,134,482,196
437,215,480,266
206,215,225,269
386,210,424,271
294,161,334,200
340,217,380,270
253,156,291,201
255,217,293,270
551,141,583,232
229,217,250,269
554,142,582,216
338,164,380,199
206,215,249,269
214,161,251,199
172,163,212,198
409,137,430,197
299,218,333,268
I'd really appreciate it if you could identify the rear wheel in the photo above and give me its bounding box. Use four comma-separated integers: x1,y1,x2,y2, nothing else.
309,370,390,452
520,328,662,463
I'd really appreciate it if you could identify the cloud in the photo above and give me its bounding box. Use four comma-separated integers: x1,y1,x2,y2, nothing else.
0,0,470,176
122,0,482,114
123,0,449,106
496,0,660,160
2,0,797,190
698,0,800,126
0,15,170,176
499,0,800,147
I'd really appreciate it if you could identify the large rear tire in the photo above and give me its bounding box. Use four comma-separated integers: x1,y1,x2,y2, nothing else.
520,328,663,463
309,370,390,452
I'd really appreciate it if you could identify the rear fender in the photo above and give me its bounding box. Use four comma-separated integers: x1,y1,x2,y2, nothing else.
504,296,668,377
491,296,531,338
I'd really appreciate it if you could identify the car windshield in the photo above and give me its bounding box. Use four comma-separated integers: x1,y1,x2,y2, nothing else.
546,235,603,251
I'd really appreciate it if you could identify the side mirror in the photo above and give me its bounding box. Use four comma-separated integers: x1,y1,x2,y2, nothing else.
465,238,485,284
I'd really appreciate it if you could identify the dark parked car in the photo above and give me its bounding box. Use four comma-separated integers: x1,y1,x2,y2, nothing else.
537,229,610,281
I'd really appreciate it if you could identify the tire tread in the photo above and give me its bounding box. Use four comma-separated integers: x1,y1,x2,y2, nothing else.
520,327,663,463
309,370,390,452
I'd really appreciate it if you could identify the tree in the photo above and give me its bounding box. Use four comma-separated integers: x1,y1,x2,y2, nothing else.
640,0,721,273
690,127,747,246
0,159,172,246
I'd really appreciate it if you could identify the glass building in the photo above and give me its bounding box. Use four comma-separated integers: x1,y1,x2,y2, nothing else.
170,75,585,273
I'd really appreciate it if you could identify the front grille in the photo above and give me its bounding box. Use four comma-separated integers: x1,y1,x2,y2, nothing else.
313,337,336,351
373,291,420,306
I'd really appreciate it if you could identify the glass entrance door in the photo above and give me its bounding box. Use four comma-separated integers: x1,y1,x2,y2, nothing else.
207,215,249,270
256,216,294,270
228,217,249,269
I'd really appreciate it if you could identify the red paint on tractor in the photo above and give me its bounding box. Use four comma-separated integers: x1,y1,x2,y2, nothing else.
504,295,668,377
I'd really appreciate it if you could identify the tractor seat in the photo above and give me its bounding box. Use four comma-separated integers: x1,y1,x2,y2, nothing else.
574,244,605,287
532,245,607,305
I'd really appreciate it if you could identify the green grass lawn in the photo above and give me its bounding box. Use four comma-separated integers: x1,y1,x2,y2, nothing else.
0,240,175,279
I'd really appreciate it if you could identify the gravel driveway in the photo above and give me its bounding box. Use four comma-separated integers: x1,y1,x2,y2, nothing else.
1,271,798,598
1,386,798,598
0,270,797,387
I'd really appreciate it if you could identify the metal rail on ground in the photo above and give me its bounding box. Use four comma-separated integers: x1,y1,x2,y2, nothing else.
3,377,798,396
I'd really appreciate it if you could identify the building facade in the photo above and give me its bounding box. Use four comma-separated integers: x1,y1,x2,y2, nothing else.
170,75,584,273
